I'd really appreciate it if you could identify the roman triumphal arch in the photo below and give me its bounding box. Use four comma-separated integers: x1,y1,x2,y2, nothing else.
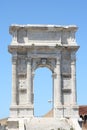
8,24,80,130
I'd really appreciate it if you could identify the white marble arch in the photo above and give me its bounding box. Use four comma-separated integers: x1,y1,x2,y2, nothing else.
8,24,80,130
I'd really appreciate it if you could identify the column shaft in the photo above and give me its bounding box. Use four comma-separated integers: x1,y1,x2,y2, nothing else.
71,59,77,105
54,58,61,107
31,71,34,104
11,57,17,106
27,59,32,105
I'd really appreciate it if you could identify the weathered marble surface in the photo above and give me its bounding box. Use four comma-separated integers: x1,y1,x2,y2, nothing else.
9,24,77,46
8,24,80,130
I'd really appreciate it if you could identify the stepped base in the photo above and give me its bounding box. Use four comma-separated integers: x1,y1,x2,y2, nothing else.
8,117,81,130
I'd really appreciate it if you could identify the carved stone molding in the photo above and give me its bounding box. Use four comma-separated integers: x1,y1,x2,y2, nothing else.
9,24,78,46
31,58,56,71
17,58,27,75
12,57,17,65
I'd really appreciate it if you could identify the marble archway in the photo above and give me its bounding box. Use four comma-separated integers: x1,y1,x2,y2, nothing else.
8,24,79,119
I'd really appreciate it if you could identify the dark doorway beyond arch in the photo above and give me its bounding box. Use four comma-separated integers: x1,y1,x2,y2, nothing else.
34,67,53,117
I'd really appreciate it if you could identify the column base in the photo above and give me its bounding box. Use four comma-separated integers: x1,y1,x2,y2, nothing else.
10,105,34,118
54,105,79,118
8,117,81,130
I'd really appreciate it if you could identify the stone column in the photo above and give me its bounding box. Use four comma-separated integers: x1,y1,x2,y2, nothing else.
27,58,32,105
31,71,35,104
53,55,62,107
11,56,17,106
71,52,77,105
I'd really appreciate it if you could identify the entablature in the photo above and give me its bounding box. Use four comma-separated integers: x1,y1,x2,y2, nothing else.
9,24,78,46
8,45,79,54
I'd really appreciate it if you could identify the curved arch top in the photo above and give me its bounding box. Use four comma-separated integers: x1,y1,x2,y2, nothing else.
32,58,55,73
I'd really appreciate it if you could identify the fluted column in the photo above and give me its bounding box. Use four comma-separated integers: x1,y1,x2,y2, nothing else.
11,56,17,106
31,71,35,104
53,54,62,107
71,52,77,105
27,58,32,105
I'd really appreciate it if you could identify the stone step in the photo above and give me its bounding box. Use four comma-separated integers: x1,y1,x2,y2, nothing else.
8,117,81,130
69,118,81,130
24,118,72,130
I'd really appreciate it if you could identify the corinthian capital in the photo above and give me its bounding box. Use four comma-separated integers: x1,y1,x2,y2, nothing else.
26,57,32,65
12,51,17,64
71,51,76,61
12,57,17,65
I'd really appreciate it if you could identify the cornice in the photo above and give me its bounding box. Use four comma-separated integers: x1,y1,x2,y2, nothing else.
8,44,79,54
9,24,78,34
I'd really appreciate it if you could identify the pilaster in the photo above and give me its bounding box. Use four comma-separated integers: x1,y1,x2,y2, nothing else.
53,53,62,108
27,57,32,105
11,53,17,106
71,51,77,105
31,71,35,104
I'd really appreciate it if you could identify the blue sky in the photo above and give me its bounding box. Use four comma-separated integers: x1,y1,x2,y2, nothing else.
0,0,87,118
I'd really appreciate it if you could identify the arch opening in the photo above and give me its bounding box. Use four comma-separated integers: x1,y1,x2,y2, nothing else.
34,67,53,117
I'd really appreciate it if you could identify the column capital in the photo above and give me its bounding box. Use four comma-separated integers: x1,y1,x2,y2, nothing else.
12,51,17,63
55,52,61,65
55,57,61,66
71,51,76,61
26,57,32,63
12,56,17,65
